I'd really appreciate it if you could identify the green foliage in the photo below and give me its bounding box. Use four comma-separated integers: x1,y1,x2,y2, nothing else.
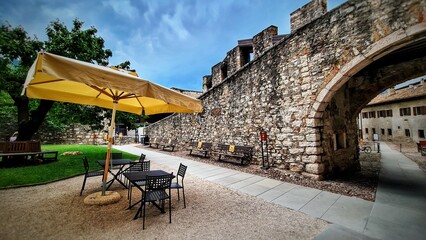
43,103,107,131
0,91,16,121
45,19,112,65
0,23,43,97
0,19,115,139
0,144,138,188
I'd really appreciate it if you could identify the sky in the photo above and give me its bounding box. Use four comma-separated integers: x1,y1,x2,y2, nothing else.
0,0,347,91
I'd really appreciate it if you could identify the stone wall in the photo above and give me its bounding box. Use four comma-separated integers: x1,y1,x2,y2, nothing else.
290,0,327,32
253,26,278,58
148,0,426,179
36,124,137,145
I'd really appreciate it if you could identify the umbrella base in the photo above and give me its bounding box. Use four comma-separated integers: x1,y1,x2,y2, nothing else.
84,191,121,205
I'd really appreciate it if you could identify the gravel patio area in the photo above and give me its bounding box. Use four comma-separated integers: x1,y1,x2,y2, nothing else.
0,162,328,240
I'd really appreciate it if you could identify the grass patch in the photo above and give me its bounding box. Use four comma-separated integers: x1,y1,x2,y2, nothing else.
0,144,138,188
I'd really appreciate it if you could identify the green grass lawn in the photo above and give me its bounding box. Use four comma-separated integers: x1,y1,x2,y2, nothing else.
0,144,138,188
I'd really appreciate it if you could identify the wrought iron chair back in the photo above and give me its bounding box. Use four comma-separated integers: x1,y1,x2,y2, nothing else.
171,163,187,208
141,173,173,229
80,157,104,196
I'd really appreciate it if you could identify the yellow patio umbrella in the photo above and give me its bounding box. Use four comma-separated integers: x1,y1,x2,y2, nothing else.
22,51,202,195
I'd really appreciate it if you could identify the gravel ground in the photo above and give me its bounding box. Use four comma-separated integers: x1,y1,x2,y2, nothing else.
0,161,328,240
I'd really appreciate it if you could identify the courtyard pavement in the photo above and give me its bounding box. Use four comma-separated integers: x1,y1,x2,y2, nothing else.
113,141,426,240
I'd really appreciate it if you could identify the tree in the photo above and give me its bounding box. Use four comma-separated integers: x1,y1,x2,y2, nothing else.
0,19,113,140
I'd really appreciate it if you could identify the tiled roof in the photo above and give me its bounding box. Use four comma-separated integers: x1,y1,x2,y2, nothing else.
368,82,426,106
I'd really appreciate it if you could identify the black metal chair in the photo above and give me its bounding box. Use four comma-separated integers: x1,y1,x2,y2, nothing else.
139,153,146,162
104,152,123,160
139,173,173,229
170,163,187,208
127,161,151,208
80,157,104,196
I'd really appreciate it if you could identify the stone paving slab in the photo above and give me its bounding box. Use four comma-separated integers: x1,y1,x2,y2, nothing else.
272,186,322,211
364,215,426,240
314,224,379,240
188,165,220,174
190,167,229,178
255,178,283,188
369,202,426,229
227,175,265,190
299,191,341,218
211,172,256,186
257,182,297,202
238,183,271,196
237,178,284,196
205,170,239,181
320,195,373,232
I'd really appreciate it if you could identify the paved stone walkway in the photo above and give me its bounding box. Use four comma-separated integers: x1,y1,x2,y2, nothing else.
114,141,426,240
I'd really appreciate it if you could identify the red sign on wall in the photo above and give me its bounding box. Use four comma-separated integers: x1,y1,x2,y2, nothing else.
260,131,267,141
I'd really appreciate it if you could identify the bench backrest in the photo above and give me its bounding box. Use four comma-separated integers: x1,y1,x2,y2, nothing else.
217,144,252,154
0,141,41,153
27,141,42,152
164,138,176,145
217,144,230,151
234,146,252,154
190,141,212,149
201,142,212,150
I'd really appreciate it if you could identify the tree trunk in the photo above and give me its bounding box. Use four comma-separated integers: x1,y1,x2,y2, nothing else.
13,96,54,141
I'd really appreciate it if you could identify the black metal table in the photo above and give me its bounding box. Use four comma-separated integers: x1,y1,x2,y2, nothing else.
98,159,132,190
123,170,173,219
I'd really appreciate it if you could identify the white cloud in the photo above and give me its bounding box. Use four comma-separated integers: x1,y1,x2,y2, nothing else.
103,0,138,19
142,1,159,24
159,3,191,41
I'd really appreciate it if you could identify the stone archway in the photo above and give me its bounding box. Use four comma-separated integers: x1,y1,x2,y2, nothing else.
311,23,426,119
309,23,426,177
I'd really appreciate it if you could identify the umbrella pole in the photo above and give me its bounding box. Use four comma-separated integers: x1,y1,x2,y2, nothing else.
102,101,118,196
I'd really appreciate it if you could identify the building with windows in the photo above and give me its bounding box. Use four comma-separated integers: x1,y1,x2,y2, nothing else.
360,80,426,143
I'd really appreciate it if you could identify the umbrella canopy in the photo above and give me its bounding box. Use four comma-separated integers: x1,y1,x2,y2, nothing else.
22,51,203,195
22,52,202,115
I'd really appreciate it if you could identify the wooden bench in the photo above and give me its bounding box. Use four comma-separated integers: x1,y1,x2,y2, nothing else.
160,139,177,152
188,141,212,158
417,141,426,156
148,137,162,149
0,141,58,163
215,144,253,165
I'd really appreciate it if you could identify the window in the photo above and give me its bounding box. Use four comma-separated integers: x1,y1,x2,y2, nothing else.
413,106,426,115
365,128,369,134
240,46,253,66
419,130,425,139
386,110,393,117
381,128,385,135
388,129,392,135
405,129,410,137
372,128,376,134
368,111,376,118
400,107,411,116
220,63,228,80
378,110,386,118
333,132,347,150
362,112,368,119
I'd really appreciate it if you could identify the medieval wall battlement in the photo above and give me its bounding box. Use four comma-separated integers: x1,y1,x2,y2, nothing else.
204,0,327,93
